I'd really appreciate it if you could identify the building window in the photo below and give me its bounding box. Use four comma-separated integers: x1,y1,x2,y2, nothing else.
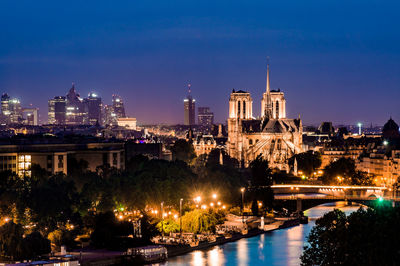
58,155,64,169
237,101,241,117
112,153,118,166
276,100,279,119
243,101,246,117
249,139,253,145
103,153,108,165
18,155,31,177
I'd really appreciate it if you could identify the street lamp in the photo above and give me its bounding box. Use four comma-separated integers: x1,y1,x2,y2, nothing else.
179,198,183,238
161,202,164,239
240,188,245,224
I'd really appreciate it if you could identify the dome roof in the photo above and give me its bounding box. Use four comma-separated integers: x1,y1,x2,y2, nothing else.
383,118,399,132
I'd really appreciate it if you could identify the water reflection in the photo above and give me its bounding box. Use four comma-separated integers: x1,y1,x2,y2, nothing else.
237,238,248,266
164,202,361,266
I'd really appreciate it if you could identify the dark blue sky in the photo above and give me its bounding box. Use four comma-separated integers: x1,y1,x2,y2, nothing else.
1,0,400,125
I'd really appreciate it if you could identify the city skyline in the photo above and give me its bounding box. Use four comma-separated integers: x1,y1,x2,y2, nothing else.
1,1,400,125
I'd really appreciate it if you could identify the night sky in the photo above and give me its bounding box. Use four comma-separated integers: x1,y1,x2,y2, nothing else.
1,0,400,125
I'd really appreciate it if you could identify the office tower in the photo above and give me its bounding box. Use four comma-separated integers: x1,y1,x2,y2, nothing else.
1,94,22,124
184,84,196,125
103,104,117,125
48,96,67,124
112,94,126,118
1,93,10,116
9,98,22,124
65,84,86,125
198,107,214,126
84,92,102,125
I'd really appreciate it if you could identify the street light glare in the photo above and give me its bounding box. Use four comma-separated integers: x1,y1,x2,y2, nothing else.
240,188,245,192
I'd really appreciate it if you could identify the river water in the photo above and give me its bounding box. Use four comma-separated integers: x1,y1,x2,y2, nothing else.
162,201,361,266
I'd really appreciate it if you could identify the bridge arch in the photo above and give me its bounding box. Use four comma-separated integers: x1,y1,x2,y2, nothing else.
274,198,373,212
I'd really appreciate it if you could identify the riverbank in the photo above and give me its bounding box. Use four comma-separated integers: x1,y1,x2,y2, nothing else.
165,217,301,259
73,217,303,265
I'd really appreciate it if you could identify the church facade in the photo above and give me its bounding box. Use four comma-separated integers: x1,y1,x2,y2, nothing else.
227,65,303,171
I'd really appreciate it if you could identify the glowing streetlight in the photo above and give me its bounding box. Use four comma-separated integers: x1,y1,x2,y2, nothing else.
383,140,389,146
179,198,183,237
240,188,245,224
194,196,201,203
212,193,217,199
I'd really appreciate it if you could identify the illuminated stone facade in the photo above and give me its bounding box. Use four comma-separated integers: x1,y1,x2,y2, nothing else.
227,65,303,170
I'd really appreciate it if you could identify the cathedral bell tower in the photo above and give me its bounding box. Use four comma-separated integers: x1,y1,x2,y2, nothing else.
227,89,253,163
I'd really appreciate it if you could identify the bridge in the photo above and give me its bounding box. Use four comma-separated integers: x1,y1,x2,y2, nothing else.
271,184,399,212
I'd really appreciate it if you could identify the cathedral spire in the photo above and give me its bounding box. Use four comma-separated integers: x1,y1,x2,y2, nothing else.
266,60,270,94
264,58,273,118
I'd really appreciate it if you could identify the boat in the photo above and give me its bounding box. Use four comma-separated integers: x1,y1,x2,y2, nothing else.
126,245,168,263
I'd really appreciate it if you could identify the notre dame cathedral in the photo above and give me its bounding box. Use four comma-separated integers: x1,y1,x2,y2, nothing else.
227,64,303,171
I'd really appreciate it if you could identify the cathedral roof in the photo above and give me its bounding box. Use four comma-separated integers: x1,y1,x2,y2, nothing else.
383,118,399,132
241,118,301,134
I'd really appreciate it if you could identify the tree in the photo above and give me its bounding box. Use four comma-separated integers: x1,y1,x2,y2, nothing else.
321,157,356,184
181,209,223,234
24,231,51,259
301,206,400,265
170,139,196,164
288,151,321,177
321,158,373,185
0,222,26,260
156,219,180,235
248,155,274,212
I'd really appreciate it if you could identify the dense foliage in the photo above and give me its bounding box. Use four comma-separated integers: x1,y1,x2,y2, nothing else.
288,151,322,177
0,147,246,260
321,157,373,185
248,155,274,215
181,209,225,234
301,205,400,265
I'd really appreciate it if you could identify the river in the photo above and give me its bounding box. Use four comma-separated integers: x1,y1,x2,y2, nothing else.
161,201,362,266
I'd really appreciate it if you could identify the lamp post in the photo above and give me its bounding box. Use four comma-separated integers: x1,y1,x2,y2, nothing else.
240,188,245,224
161,201,164,239
179,198,183,238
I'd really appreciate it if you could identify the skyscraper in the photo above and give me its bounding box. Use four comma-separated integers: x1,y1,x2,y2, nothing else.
84,92,102,125
184,84,196,125
112,94,126,118
0,94,22,124
48,96,66,124
9,98,22,124
65,84,86,125
198,107,214,126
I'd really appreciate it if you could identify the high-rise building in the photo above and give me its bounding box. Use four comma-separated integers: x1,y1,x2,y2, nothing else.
1,93,10,116
65,84,86,125
198,107,214,126
48,96,66,124
9,98,22,124
1,94,22,124
103,104,117,126
112,94,126,118
184,84,196,125
84,92,102,125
